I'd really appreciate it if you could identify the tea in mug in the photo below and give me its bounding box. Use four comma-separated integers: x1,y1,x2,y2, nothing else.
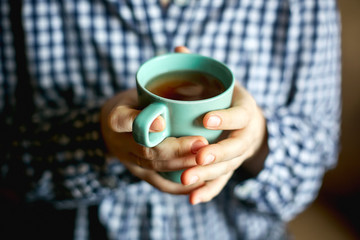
145,70,225,101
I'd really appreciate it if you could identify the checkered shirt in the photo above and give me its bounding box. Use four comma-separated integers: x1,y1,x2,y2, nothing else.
0,0,341,239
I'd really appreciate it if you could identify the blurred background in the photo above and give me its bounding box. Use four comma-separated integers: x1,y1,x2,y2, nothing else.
288,1,360,239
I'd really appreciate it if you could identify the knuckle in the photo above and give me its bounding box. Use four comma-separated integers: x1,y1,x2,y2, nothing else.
132,154,161,171
172,137,186,158
110,107,125,131
149,160,162,171
132,154,143,168
139,146,155,160
155,137,178,159
110,115,120,131
175,141,182,158
212,143,224,162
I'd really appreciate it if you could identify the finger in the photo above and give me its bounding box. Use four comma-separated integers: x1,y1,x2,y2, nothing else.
195,130,252,165
174,46,191,53
203,108,249,130
203,84,253,130
149,115,166,132
159,135,209,156
181,157,242,185
189,171,233,205
123,161,205,195
109,105,140,132
130,135,209,171
129,152,198,171
132,135,208,160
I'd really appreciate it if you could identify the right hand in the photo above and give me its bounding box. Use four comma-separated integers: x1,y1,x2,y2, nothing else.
100,88,208,194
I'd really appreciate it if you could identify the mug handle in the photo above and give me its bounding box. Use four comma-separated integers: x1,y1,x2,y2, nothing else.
133,102,170,147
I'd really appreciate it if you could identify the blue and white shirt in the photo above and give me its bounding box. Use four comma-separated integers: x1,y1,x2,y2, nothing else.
0,0,341,239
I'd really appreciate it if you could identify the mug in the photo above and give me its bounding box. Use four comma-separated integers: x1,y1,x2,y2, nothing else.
133,53,235,183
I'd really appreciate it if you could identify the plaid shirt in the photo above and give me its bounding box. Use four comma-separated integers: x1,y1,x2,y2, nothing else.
0,0,341,239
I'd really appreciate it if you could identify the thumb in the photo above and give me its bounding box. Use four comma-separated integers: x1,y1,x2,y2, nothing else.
109,106,139,132
110,106,166,133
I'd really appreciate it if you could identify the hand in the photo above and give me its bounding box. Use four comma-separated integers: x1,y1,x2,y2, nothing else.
175,47,268,205
100,88,208,194
100,46,268,204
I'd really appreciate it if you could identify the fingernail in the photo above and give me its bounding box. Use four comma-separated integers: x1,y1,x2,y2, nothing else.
203,154,215,165
150,117,163,132
206,115,221,128
191,140,207,154
189,175,199,185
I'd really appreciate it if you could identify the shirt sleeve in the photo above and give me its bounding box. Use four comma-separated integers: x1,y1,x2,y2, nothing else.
2,95,136,204
233,1,342,221
1,98,130,203
0,1,131,203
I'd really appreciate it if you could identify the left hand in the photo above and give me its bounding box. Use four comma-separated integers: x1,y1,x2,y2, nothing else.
175,46,268,205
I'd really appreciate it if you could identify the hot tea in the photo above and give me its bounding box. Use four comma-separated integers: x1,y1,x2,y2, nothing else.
145,70,225,101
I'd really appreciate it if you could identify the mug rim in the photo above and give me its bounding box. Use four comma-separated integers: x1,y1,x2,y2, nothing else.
136,53,235,105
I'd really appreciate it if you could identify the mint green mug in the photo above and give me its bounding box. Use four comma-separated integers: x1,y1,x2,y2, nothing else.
133,53,235,183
